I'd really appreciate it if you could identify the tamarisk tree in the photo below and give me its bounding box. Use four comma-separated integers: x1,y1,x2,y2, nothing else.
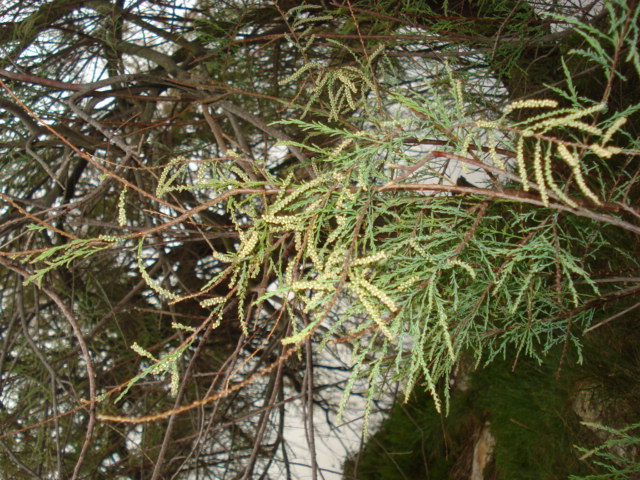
0,0,638,478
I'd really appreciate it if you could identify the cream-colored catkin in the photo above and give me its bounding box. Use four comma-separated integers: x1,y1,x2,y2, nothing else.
117,187,127,226
557,143,578,167
602,116,627,145
290,280,333,291
353,276,398,312
487,130,506,170
590,143,617,159
503,98,558,115
351,251,387,265
544,146,577,208
563,120,603,136
351,283,395,340
516,136,529,191
278,61,321,86
237,231,259,258
533,140,549,207
458,133,472,156
306,240,322,269
199,296,226,308
446,258,477,279
534,102,606,133
556,144,601,205
571,165,601,205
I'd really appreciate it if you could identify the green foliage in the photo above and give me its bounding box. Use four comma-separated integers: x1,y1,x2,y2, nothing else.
115,321,195,403
24,235,119,287
349,320,640,479
572,422,640,480
548,0,640,81
2,0,640,477
345,351,596,480
23,0,640,423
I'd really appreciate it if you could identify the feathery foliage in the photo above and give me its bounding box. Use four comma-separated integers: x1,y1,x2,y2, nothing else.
0,0,639,478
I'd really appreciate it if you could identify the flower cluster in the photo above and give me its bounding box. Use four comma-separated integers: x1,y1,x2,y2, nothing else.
503,98,558,115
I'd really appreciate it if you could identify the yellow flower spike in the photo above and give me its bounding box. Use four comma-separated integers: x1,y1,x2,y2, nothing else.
533,140,549,207
602,117,627,145
516,136,529,191
503,98,558,115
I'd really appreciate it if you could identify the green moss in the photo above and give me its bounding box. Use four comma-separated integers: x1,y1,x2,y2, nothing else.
344,384,481,479
471,358,585,479
345,348,615,479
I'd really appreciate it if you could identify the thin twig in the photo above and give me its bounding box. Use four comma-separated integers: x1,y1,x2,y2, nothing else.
0,257,96,480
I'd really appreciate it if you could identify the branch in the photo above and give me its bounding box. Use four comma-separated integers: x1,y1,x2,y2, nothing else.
217,100,311,164
0,257,96,480
377,183,640,236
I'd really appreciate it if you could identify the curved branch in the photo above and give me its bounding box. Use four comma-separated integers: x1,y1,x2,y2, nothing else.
0,257,96,480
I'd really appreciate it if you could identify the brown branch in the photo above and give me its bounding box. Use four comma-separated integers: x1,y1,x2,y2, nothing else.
377,182,640,235
97,346,297,424
217,100,311,165
0,257,96,480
